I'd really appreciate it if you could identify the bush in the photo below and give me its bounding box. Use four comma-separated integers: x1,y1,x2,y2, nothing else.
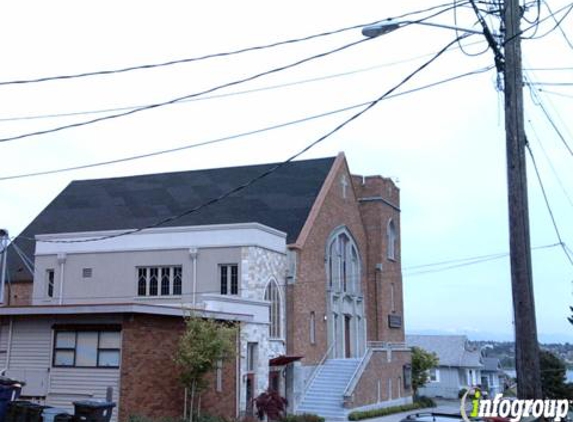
281,414,325,422
414,396,436,408
348,403,423,421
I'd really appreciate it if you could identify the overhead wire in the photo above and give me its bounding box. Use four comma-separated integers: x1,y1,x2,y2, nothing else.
0,1,467,88
541,0,573,49
525,114,573,210
21,34,470,244
525,141,573,267
0,65,494,182
0,39,489,124
0,37,373,144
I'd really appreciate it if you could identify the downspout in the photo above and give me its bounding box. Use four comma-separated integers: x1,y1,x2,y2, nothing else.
57,253,66,305
189,249,198,305
1,316,14,375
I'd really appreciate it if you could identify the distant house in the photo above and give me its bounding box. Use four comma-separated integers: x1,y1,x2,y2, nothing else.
1,154,411,421
480,357,504,396
406,335,483,399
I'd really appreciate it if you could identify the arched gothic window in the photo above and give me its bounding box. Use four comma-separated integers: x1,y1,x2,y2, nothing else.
327,230,361,294
265,280,282,339
387,219,397,260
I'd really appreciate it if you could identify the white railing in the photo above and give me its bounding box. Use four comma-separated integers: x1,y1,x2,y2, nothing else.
342,348,372,405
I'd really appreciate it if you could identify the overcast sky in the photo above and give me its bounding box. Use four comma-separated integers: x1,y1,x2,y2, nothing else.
1,0,572,343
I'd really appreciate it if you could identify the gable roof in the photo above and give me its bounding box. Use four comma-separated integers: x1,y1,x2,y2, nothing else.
9,156,336,281
482,357,502,372
407,334,483,368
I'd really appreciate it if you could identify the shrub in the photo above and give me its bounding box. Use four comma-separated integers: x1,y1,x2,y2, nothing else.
281,414,325,422
348,403,424,421
253,390,288,421
414,396,436,408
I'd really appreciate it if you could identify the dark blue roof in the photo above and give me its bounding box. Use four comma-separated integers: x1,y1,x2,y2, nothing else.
9,157,335,281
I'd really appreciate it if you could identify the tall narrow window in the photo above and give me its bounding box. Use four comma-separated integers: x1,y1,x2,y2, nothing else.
173,267,182,295
161,267,170,295
137,268,147,296
327,230,361,295
265,280,281,339
220,264,238,295
387,219,397,260
149,268,158,296
46,269,55,298
310,312,316,345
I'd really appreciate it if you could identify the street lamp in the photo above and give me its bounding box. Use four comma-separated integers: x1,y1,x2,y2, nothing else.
362,8,542,400
361,20,485,38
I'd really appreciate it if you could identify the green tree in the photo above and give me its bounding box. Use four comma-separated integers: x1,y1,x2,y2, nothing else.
411,346,439,396
540,350,573,399
568,306,573,325
174,315,237,422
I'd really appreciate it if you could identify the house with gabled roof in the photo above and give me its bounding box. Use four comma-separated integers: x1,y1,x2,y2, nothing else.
407,334,483,399
1,153,411,421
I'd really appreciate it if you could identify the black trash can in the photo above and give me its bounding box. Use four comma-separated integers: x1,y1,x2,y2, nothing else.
0,377,24,422
21,403,48,422
4,401,29,422
53,415,73,422
72,401,115,422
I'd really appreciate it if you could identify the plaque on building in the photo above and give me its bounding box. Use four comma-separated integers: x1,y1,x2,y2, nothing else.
388,314,402,328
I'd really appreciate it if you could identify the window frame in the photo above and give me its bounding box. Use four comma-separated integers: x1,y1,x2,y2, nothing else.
219,264,239,296
137,265,183,297
46,269,55,298
264,280,282,340
52,327,121,369
387,219,397,261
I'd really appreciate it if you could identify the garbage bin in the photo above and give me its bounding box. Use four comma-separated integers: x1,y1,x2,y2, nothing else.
53,415,73,422
72,401,115,422
14,403,47,422
0,377,24,422
42,409,69,422
4,401,29,422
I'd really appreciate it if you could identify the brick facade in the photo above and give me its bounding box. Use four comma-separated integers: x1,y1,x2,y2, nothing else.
4,281,32,306
351,349,412,408
287,157,368,364
119,314,237,421
353,175,405,343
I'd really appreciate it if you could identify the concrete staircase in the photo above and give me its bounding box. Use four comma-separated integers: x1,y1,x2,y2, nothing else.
297,358,361,421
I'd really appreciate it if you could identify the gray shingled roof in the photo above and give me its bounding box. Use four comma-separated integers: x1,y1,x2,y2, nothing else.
482,357,502,372
407,335,483,368
9,156,336,281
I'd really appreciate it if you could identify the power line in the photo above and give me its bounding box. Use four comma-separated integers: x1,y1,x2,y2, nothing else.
0,65,493,182
0,37,374,144
525,75,573,157
525,142,573,267
404,243,561,276
542,0,573,49
0,1,466,88
22,34,468,244
525,115,573,210
0,40,488,123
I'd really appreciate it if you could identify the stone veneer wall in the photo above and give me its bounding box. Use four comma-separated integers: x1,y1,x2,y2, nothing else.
350,349,412,408
238,246,287,412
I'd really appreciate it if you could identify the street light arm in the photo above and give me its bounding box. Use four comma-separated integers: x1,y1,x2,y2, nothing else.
362,20,485,38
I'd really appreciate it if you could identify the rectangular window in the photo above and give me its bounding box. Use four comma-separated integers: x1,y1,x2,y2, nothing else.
46,269,55,298
82,268,93,278
429,368,440,383
53,329,121,368
309,312,316,345
137,266,182,297
246,342,257,372
220,264,238,295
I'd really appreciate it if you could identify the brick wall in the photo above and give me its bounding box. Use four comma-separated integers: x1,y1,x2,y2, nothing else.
352,175,405,343
351,349,412,408
288,157,368,364
119,314,237,421
4,281,32,306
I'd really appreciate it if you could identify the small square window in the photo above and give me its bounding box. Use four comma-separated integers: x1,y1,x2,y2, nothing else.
82,268,93,278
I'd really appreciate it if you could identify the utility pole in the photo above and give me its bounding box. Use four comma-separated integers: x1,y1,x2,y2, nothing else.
503,0,542,399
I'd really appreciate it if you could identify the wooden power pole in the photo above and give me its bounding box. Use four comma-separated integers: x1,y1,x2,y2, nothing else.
503,0,543,399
